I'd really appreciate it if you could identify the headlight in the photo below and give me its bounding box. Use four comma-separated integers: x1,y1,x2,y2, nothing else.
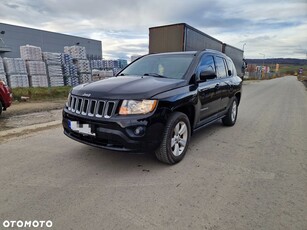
119,100,158,115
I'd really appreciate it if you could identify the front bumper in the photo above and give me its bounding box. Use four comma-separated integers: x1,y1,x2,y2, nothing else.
62,108,165,152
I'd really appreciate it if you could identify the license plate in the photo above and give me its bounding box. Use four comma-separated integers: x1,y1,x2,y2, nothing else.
68,120,96,136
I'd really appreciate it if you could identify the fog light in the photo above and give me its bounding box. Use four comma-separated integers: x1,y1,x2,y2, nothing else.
134,126,145,136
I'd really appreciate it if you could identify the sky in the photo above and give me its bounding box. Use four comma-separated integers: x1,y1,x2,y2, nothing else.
0,0,306,60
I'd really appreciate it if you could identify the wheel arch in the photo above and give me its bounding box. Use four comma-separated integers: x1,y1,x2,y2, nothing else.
235,92,241,105
173,104,195,133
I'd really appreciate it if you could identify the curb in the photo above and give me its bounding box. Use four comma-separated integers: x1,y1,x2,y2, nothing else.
0,120,62,139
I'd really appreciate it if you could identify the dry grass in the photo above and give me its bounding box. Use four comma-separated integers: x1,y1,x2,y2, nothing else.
12,86,71,101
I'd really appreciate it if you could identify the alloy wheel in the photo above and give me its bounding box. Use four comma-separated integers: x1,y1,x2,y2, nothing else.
171,121,188,156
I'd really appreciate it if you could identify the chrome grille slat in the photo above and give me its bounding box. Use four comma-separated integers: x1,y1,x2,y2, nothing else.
95,101,105,118
104,101,116,118
67,95,117,119
82,99,89,115
88,100,97,117
71,97,76,112
76,98,83,114
68,96,72,109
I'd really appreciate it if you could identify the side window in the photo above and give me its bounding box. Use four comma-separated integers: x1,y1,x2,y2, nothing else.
215,56,227,78
199,55,215,71
225,59,232,76
198,55,216,76
226,58,237,76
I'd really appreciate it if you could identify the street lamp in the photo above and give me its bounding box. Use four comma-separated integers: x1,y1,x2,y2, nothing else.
0,31,5,47
242,43,246,58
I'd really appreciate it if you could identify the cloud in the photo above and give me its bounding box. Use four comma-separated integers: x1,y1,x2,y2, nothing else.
3,3,19,9
0,0,306,59
91,31,149,59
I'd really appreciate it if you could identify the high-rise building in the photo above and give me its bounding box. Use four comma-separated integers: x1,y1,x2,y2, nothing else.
118,59,128,68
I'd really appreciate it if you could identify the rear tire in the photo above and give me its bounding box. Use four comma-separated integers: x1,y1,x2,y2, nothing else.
155,112,191,165
222,97,238,126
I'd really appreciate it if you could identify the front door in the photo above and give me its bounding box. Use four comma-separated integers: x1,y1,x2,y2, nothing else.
197,55,221,120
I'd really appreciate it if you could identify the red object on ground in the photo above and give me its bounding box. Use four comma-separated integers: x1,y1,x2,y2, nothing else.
0,80,12,114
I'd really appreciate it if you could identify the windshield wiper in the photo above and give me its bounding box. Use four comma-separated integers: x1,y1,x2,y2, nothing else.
143,73,167,78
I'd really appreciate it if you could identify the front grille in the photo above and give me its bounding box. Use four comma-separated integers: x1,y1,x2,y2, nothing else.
67,95,117,118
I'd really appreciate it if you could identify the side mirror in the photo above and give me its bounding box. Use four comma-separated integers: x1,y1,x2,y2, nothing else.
199,69,217,81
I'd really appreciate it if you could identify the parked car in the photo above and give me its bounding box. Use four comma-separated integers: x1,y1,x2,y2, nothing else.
63,50,242,164
0,80,12,115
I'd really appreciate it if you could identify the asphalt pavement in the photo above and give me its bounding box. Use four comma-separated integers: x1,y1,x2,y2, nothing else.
0,76,306,230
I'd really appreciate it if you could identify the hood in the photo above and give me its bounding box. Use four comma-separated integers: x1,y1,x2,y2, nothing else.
72,76,186,99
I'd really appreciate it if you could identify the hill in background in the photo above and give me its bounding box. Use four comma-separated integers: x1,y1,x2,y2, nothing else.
246,58,307,65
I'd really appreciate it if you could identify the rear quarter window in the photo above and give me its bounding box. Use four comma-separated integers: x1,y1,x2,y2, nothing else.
226,58,237,76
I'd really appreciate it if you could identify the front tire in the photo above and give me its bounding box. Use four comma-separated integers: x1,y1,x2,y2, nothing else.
155,112,191,165
222,97,238,126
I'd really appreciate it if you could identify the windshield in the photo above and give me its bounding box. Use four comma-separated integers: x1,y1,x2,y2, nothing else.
120,54,194,79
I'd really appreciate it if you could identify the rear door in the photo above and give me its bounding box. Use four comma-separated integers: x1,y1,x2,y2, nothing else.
214,56,230,112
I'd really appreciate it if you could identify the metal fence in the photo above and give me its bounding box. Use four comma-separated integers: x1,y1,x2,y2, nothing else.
245,71,278,80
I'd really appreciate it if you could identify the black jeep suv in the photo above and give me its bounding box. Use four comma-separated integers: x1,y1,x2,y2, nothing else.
63,50,242,164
